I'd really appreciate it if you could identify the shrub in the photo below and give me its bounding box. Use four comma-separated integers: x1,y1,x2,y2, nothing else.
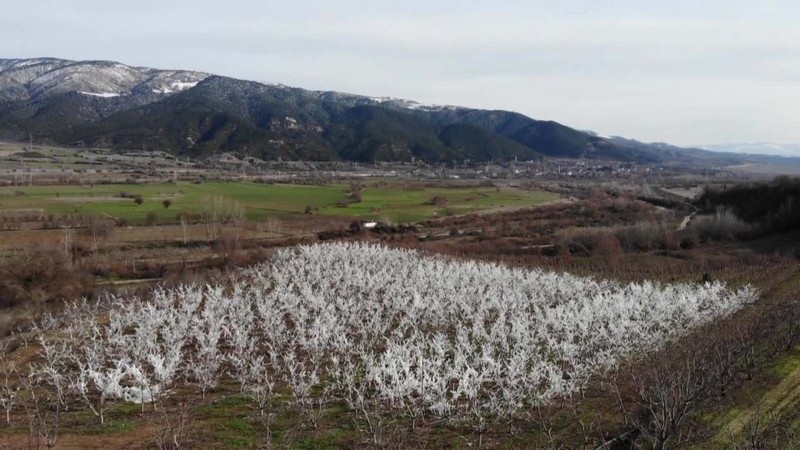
84,217,114,240
559,228,623,260
350,184,363,203
349,221,363,233
691,208,755,242
0,245,93,311
428,196,448,207
678,231,699,249
615,221,664,252
145,212,159,226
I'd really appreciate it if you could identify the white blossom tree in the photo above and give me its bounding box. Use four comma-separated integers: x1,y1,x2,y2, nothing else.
19,242,757,443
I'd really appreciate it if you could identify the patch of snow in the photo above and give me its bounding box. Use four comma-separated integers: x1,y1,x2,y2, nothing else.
370,96,395,103
79,91,121,98
373,97,461,111
153,80,199,95
172,81,199,90
582,130,614,139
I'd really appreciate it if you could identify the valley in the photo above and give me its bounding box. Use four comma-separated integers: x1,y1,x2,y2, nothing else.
0,58,799,449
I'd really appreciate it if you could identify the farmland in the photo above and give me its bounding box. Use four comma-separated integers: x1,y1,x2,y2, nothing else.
0,181,558,225
1,237,799,449
0,156,799,448
0,243,763,448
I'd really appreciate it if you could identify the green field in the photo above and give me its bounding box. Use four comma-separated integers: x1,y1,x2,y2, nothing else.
0,182,559,225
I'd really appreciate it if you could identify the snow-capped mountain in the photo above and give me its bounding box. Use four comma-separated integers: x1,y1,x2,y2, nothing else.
0,57,771,165
0,58,208,101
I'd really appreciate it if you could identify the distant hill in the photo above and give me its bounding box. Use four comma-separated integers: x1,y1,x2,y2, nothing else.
699,143,800,158
0,57,763,165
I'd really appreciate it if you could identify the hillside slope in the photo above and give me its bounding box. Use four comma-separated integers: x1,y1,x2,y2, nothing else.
0,57,749,164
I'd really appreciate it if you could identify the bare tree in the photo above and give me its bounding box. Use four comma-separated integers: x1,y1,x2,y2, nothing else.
179,213,189,246
21,373,62,450
707,331,743,398
726,397,770,450
0,363,19,424
86,217,113,257
201,195,222,242
229,199,246,255
60,226,73,261
201,195,247,259
153,400,194,450
629,351,709,450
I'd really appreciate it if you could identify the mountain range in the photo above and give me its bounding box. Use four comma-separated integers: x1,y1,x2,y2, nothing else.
0,57,765,165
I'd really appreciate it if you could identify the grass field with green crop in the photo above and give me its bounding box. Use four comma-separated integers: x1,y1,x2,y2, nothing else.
0,182,559,225
320,185,559,223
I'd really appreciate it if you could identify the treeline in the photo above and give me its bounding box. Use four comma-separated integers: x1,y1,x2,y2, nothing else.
554,177,800,259
697,176,800,234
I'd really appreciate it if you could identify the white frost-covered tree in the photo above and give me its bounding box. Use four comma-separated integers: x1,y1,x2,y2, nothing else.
25,242,756,434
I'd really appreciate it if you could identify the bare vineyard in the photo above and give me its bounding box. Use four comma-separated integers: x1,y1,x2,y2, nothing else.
5,243,757,446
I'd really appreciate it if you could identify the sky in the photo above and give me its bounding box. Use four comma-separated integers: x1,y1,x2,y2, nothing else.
1,0,799,147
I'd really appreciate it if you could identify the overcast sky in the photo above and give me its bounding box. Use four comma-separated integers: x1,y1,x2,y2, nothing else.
2,0,799,147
